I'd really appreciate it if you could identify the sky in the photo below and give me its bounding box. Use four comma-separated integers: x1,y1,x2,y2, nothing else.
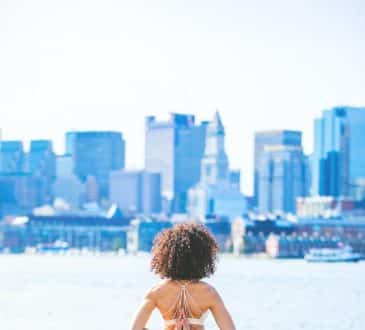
1,0,365,194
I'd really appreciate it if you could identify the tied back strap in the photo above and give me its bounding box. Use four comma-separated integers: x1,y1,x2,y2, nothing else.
174,283,193,330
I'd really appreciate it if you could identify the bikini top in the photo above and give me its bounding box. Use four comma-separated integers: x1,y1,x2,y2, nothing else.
163,281,208,328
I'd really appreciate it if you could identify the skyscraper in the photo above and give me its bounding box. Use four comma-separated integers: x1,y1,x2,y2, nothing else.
254,131,302,207
0,141,25,173
0,141,40,214
28,140,56,204
145,113,207,213
56,154,74,178
66,131,125,198
312,106,365,199
258,144,309,214
187,112,247,221
0,172,38,215
200,112,229,185
53,155,84,209
109,170,161,215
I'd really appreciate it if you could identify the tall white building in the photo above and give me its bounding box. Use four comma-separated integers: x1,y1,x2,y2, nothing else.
187,112,247,221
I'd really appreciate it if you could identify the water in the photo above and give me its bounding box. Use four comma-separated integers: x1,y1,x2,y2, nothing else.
0,254,364,330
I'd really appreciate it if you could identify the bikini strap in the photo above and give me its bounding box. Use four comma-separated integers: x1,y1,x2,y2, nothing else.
167,281,203,317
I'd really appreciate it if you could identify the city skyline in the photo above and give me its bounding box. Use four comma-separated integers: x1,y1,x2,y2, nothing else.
1,0,365,194
0,107,364,196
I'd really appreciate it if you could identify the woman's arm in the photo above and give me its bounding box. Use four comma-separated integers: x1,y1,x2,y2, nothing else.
129,290,156,330
209,287,236,330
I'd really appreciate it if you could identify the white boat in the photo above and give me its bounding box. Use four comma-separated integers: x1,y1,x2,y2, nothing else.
305,246,362,263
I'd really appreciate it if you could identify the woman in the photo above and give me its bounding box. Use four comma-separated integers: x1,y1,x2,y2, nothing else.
130,222,236,330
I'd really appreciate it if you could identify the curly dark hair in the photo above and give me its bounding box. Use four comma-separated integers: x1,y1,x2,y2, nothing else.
151,222,218,280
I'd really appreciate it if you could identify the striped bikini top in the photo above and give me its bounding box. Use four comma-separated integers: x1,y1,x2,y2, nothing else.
164,281,208,329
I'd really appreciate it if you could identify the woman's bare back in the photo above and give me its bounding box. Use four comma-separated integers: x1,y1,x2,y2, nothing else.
150,280,214,329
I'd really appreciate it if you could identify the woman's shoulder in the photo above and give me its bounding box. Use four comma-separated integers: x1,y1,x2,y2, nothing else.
144,280,170,299
197,281,220,298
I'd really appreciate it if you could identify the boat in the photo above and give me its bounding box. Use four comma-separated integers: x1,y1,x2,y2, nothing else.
36,240,70,254
305,246,362,263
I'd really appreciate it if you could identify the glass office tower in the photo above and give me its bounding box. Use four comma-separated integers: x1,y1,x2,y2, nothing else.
66,131,125,198
0,141,25,173
312,106,365,199
145,114,207,213
28,140,56,204
254,131,302,207
259,145,309,214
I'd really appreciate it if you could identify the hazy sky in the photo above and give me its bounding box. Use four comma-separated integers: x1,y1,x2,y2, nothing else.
1,0,365,194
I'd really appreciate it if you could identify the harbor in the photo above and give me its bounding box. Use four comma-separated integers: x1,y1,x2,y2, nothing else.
1,213,365,262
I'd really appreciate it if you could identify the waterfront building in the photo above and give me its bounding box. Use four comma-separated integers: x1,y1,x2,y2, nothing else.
296,196,365,218
66,131,125,198
258,144,309,214
295,217,365,256
53,155,84,209
187,112,247,221
242,216,295,236
145,113,207,213
0,214,131,253
127,217,231,253
0,141,25,173
27,140,56,204
241,218,296,255
312,106,365,199
109,170,161,215
295,216,365,237
265,233,340,258
127,219,172,252
233,215,365,257
204,217,231,251
254,131,302,207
